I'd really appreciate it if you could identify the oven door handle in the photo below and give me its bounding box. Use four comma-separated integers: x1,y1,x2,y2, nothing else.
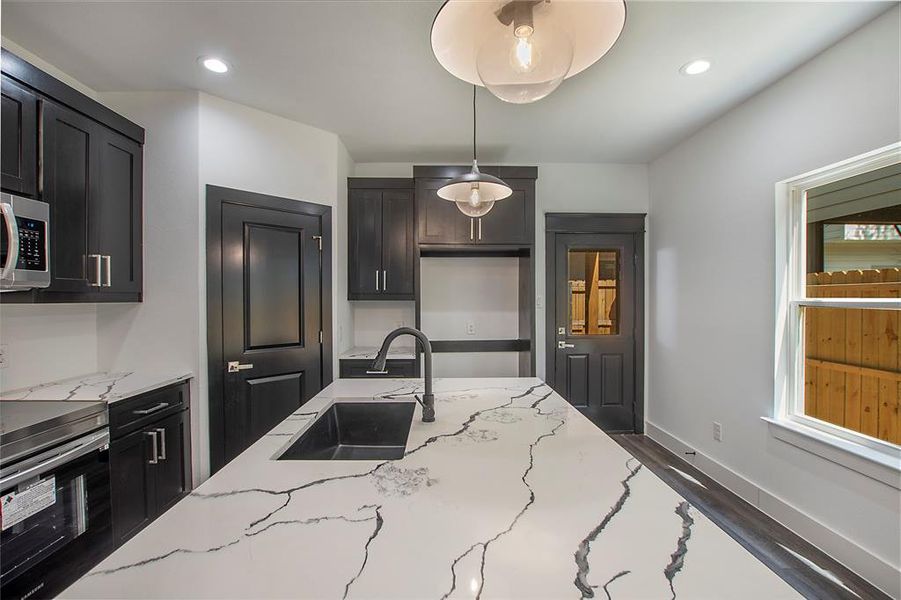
1,201,20,281
0,430,109,491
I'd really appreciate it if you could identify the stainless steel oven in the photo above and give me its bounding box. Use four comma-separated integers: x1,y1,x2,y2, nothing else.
1,192,50,291
0,402,111,600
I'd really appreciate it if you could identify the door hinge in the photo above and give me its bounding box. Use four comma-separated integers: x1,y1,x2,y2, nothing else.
312,235,322,251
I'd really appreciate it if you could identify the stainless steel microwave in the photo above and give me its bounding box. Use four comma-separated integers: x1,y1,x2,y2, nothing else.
0,193,50,291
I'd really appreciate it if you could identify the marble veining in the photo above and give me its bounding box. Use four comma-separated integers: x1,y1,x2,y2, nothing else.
62,378,801,599
1,371,192,403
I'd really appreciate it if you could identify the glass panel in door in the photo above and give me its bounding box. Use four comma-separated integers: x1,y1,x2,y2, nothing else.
568,249,619,336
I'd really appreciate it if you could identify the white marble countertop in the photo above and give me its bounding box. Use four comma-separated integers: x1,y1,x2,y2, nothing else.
339,346,416,360
63,378,799,599
1,371,192,404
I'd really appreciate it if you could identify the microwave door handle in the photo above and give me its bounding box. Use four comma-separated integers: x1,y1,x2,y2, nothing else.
1,202,19,280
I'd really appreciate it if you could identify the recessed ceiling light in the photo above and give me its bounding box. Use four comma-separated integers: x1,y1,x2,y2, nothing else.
680,59,711,76
200,57,229,74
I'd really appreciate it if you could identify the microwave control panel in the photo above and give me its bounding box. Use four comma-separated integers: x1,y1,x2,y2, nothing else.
14,217,47,271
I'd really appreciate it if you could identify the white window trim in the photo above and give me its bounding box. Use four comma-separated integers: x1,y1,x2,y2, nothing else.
772,142,901,487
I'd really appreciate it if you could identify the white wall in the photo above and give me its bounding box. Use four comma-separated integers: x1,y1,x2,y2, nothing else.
351,302,415,348
95,91,202,483
0,305,98,390
648,8,901,594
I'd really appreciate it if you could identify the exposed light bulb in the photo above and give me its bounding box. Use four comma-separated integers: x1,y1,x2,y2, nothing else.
469,184,482,207
512,36,536,73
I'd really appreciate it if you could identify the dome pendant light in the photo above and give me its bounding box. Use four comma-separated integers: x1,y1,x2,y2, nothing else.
431,0,627,104
437,86,513,218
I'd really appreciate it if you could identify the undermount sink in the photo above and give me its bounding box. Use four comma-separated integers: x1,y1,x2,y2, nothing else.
277,401,415,461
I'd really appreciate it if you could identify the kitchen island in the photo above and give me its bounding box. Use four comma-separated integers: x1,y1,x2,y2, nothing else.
62,378,798,599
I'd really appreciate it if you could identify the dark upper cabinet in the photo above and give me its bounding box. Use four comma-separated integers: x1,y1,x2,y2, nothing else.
1,76,38,197
41,100,97,294
96,127,143,295
380,190,415,296
348,188,382,296
1,51,144,303
416,177,469,244
416,174,535,246
348,181,414,300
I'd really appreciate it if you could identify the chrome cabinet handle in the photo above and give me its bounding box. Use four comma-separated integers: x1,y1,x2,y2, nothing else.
557,341,575,349
478,218,482,240
375,269,379,291
470,218,474,240
382,270,387,291
102,255,111,287
365,370,389,375
133,402,169,416
146,431,159,465
88,254,102,286
0,202,19,280
227,361,253,373
155,427,167,461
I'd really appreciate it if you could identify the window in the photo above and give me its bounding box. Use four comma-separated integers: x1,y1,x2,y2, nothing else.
775,144,901,474
567,249,619,336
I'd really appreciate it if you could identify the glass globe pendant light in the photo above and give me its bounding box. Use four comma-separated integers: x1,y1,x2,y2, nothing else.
431,0,627,104
475,1,574,104
437,86,513,217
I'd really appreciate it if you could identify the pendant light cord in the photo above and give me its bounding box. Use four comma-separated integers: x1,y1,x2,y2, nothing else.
472,84,477,163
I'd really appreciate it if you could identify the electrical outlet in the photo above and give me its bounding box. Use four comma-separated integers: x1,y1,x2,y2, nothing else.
0,344,7,370
713,421,723,442
536,295,543,309
466,322,475,335
395,320,404,329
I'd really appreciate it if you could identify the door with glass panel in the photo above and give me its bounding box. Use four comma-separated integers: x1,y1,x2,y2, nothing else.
552,233,638,432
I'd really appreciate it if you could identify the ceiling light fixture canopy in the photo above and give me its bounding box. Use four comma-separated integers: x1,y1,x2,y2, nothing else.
431,0,626,104
437,86,513,217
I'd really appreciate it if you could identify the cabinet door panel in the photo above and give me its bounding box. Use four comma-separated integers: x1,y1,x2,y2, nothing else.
0,77,37,196
479,188,528,244
97,127,142,295
348,189,382,297
381,190,414,297
153,411,189,514
41,101,98,293
110,428,155,545
417,178,469,244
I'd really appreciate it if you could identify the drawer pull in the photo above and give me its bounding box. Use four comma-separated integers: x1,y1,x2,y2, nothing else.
365,370,389,375
133,402,169,416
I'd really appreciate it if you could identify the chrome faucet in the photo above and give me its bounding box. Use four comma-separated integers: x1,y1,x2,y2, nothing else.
371,327,435,422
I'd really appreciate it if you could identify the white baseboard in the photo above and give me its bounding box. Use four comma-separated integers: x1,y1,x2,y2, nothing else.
645,421,900,599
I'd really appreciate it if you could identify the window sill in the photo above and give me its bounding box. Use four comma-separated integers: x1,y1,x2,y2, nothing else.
762,417,901,489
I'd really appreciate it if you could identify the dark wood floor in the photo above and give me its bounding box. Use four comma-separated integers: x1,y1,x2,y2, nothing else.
612,434,893,600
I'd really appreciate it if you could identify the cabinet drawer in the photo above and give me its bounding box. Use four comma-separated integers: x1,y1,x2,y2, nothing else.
339,359,416,379
109,381,188,439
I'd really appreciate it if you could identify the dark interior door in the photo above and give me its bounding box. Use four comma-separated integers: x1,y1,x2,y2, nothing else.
220,203,323,464
553,233,638,432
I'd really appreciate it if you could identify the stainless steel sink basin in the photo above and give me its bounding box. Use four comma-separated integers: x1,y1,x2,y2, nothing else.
277,401,415,461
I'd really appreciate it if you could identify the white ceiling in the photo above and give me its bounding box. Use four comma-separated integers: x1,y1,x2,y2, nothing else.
1,1,894,164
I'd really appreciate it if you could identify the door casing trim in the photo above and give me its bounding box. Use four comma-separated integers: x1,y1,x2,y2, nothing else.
544,212,645,433
206,184,333,474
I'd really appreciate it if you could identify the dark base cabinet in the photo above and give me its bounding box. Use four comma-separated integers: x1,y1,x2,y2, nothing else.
109,382,191,546
339,359,416,379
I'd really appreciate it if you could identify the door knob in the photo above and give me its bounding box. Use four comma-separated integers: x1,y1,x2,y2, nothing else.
227,361,254,373
557,341,575,349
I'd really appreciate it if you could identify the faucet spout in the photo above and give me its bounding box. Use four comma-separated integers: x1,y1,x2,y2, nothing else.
371,327,435,422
